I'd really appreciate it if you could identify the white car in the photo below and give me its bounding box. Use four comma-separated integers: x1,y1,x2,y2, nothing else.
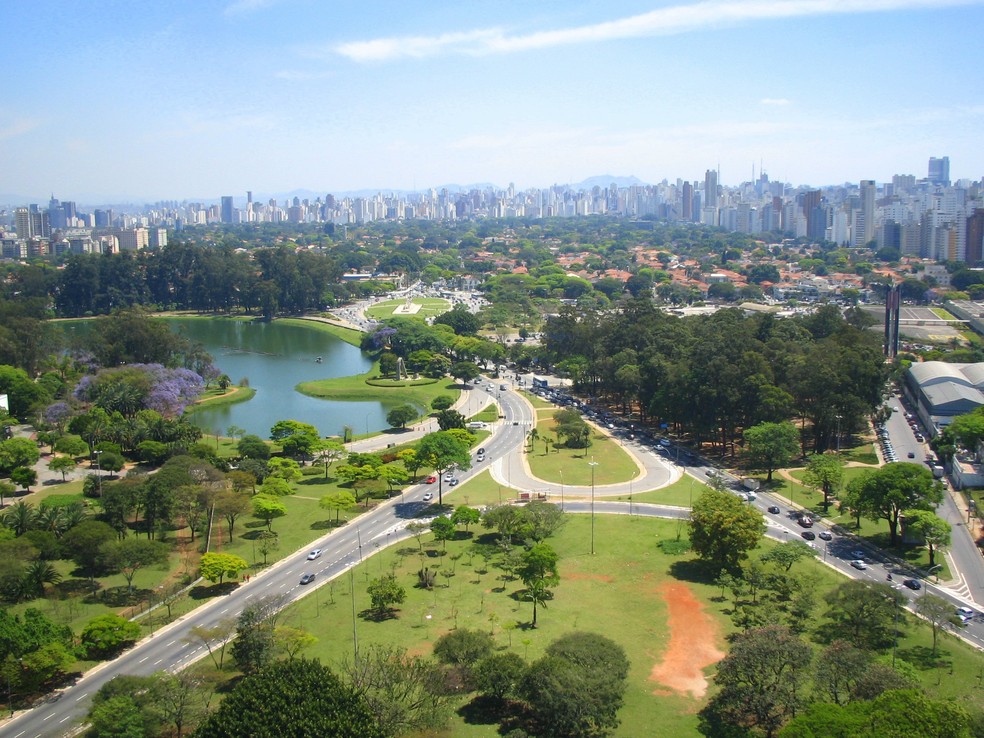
850,560,868,570
957,606,976,622
307,549,322,560
422,492,434,502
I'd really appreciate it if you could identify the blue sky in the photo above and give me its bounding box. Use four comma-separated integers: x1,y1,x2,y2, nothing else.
3,0,983,202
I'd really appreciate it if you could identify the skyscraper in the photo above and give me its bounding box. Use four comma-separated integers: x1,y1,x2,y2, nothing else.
859,180,876,246
704,169,718,209
928,156,950,187
967,208,984,266
220,196,235,224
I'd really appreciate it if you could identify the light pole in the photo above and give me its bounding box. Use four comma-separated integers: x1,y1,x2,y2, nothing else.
589,458,598,555
94,450,104,496
364,413,371,440
560,469,564,511
835,414,842,453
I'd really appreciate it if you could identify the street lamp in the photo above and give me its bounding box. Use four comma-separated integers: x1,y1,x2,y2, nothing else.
588,458,598,555
835,414,842,453
560,468,564,511
94,450,104,495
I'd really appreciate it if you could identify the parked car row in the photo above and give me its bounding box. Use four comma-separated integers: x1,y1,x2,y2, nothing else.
876,423,898,462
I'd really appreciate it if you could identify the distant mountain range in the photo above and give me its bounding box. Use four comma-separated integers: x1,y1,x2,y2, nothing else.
0,175,649,210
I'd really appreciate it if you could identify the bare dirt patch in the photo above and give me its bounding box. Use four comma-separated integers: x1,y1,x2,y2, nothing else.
563,571,615,583
648,581,724,699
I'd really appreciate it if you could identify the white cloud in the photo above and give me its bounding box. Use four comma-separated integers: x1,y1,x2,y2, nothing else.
0,116,42,140
761,98,791,106
331,0,981,62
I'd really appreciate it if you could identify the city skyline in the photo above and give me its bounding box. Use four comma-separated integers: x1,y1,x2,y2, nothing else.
4,0,984,201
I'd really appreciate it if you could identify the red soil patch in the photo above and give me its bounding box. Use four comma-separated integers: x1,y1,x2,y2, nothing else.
648,582,724,699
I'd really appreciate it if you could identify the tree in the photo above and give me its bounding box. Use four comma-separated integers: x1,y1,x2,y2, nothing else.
436,408,466,431
47,455,77,482
229,598,280,675
100,538,169,592
915,593,961,656
251,494,287,531
743,421,799,483
689,488,766,572
823,580,905,650
449,361,481,385
366,574,406,618
554,408,591,449
430,395,454,412
9,467,37,493
0,437,40,475
273,625,318,661
315,438,345,479
802,453,845,511
214,488,250,543
62,519,116,587
21,560,62,598
3,499,36,536
522,632,629,738
80,614,141,658
474,652,526,700
193,658,383,738
450,505,481,533
186,619,235,671
236,434,270,460
258,476,293,497
266,457,301,482
430,515,456,550
851,463,943,546
415,431,471,505
760,540,815,572
699,625,812,738
386,404,418,429
199,552,248,584
813,640,872,706
519,543,560,627
53,434,88,458
319,489,357,523
433,628,494,667
346,644,451,737
903,509,951,568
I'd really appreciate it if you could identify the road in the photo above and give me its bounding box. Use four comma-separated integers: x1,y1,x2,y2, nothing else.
6,383,984,736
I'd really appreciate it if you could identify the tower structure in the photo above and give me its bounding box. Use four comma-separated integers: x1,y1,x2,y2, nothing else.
928,156,950,187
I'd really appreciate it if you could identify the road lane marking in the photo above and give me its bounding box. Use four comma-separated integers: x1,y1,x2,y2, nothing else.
139,656,148,663
75,693,88,701
220,608,229,614
153,659,163,665
42,714,53,721
166,640,176,646
59,716,71,723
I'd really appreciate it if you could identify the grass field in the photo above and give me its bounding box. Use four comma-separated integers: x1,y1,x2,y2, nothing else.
280,317,366,347
364,298,451,321
524,409,639,486
213,513,984,737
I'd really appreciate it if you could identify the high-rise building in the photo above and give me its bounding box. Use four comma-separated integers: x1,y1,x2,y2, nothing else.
967,208,984,265
681,182,693,221
928,156,950,187
704,169,718,209
220,196,235,224
859,180,876,246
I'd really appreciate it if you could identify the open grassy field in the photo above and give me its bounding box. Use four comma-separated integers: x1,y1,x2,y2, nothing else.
364,297,451,321
524,408,639,486
237,513,984,737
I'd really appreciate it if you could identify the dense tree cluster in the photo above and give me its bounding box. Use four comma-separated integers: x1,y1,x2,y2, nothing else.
543,299,887,454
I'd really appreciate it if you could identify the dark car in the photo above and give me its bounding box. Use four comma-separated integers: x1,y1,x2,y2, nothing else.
801,531,816,541
299,573,316,585
767,505,781,514
902,578,922,590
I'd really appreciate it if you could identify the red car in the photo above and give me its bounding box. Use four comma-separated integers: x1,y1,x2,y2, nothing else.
425,475,437,484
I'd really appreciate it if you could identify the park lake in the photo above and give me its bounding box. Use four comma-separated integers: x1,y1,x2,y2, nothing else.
160,317,401,439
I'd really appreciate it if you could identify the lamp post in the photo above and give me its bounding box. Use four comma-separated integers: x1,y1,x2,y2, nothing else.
94,450,103,496
560,468,564,511
588,458,598,555
835,414,842,453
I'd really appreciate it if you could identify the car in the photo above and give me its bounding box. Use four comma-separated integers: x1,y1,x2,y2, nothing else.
798,517,814,528
801,531,816,541
818,531,833,541
851,549,866,559
444,473,454,482
422,492,434,502
850,560,868,570
299,573,316,585
767,505,781,514
425,475,437,484
902,578,922,590
448,478,459,486
477,448,485,455
307,548,322,560
957,606,975,620
907,452,915,458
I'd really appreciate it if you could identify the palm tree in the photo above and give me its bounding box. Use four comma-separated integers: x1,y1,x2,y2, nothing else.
4,501,36,536
35,505,66,536
22,560,62,598
527,428,539,453
525,579,551,628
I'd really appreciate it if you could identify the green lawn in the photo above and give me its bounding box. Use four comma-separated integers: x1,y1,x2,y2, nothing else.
631,474,712,508
297,361,461,422
183,385,256,415
279,317,365,347
364,297,451,321
524,409,639,486
204,513,984,737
